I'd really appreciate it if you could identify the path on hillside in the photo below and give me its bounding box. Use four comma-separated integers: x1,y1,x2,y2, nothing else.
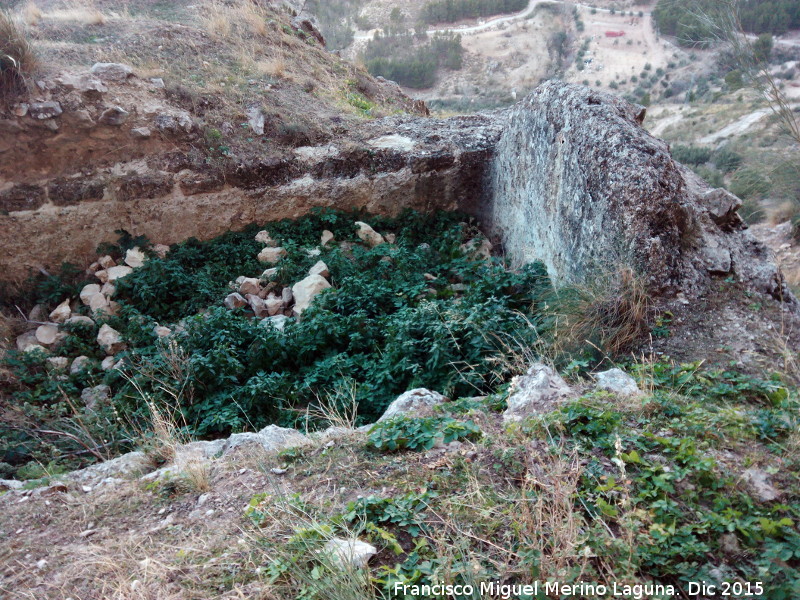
352,0,652,41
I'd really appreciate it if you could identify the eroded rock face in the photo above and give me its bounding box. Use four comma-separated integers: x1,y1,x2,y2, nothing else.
490,81,795,305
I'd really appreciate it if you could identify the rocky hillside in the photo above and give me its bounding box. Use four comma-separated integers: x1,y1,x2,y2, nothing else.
1,2,800,599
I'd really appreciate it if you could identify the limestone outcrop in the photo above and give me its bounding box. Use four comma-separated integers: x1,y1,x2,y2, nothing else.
490,81,794,305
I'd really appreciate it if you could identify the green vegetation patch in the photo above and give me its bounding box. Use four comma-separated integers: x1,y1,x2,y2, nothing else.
1,209,550,477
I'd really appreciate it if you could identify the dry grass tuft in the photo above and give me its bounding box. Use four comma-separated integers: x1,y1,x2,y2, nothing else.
548,267,651,357
0,9,38,94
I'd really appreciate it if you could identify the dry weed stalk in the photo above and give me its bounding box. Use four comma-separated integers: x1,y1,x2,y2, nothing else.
548,266,651,357
0,8,38,94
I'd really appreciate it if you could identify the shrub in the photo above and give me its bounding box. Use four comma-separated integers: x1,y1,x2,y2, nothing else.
671,144,712,166
712,147,742,172
547,267,650,357
729,168,770,200
0,9,37,94
367,416,481,452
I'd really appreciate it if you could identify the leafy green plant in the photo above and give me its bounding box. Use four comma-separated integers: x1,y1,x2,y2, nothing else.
367,416,480,452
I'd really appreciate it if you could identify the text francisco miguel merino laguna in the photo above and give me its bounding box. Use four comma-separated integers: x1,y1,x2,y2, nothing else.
392,579,764,599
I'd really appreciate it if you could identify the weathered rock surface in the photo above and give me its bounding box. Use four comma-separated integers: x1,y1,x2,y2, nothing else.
595,368,642,397
378,389,447,422
322,538,377,568
222,425,309,456
490,81,796,306
97,324,125,355
503,363,574,422
292,274,331,316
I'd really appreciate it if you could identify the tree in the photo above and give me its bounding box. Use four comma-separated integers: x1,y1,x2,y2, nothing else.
753,33,773,63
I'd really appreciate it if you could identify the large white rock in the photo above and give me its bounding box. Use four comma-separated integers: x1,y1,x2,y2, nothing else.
65,451,154,486
49,299,71,323
257,247,287,264
222,425,309,456
322,538,377,568
70,355,92,374
742,468,782,502
90,62,134,81
35,324,60,346
321,230,335,246
379,389,447,422
255,230,276,246
106,265,133,282
124,247,147,268
66,315,95,327
308,260,330,279
354,222,385,248
89,292,111,315
97,324,125,355
246,294,268,318
503,363,575,422
239,277,261,296
47,356,69,371
260,315,291,331
265,293,283,316
224,293,247,310
595,368,642,397
291,274,331,316
80,284,102,305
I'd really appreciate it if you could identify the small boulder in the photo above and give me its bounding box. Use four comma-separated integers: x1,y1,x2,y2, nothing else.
70,355,92,375
595,368,642,397
97,324,125,355
258,247,287,264
260,315,290,331
106,265,133,282
99,106,130,126
291,274,331,316
28,304,48,321
81,384,111,411
322,538,377,568
47,356,69,371
35,324,60,346
321,230,334,246
124,247,147,268
355,221,385,248
742,468,782,502
503,363,574,422
281,286,293,306
131,127,151,139
90,62,134,81
224,292,247,310
88,292,111,315
80,284,102,305
94,269,109,284
100,282,116,297
153,326,171,338
101,356,117,371
16,331,39,352
98,255,116,269
247,294,268,318
379,389,447,422
66,315,95,327
255,230,276,246
152,244,170,258
49,299,71,323
239,277,261,296
247,106,265,135
265,293,284,316
261,267,278,280
308,260,330,279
